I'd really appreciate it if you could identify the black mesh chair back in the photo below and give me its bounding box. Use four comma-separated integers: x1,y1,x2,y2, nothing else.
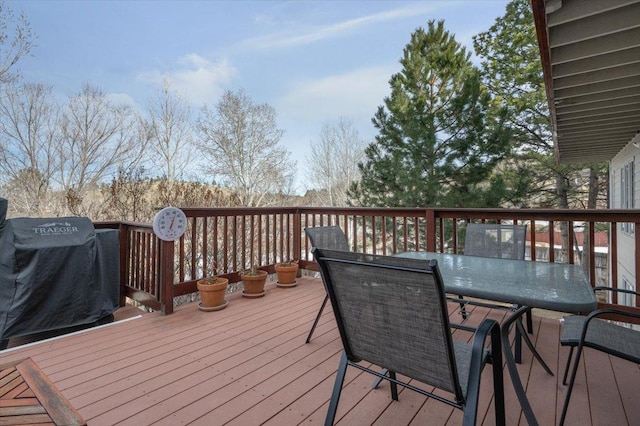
458,223,532,337
304,226,349,252
303,226,350,343
464,223,527,260
315,248,504,426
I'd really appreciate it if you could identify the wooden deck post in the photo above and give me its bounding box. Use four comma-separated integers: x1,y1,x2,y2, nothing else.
426,209,436,252
118,223,129,308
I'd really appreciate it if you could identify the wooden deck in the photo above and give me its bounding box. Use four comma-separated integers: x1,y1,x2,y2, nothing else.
1,276,638,425
0,358,86,425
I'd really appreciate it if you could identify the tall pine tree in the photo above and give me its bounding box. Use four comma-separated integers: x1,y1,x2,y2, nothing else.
473,0,608,210
350,20,511,208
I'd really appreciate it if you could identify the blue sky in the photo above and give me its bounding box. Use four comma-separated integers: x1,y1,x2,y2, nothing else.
8,0,509,193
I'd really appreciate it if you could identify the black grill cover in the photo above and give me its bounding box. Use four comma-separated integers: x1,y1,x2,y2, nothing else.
0,208,119,341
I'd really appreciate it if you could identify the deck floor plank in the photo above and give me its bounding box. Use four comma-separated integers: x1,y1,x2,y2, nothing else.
611,355,640,423
87,291,331,424
0,276,637,426
63,287,325,402
585,348,628,426
162,331,344,425
522,314,560,426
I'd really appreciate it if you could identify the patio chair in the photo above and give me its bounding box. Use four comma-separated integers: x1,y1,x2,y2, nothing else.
304,226,350,343
464,223,527,260
559,287,640,426
457,223,533,333
314,248,505,426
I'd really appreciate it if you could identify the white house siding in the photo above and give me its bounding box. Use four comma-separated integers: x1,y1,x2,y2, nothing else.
610,135,639,306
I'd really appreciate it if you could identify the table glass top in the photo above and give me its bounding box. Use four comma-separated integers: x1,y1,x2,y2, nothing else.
396,252,597,313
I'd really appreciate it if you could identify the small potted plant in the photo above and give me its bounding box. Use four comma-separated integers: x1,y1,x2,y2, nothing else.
240,259,268,298
197,266,229,311
275,259,298,287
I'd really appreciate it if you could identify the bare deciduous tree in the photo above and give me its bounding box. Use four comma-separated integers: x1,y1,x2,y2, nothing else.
146,79,194,181
196,89,295,207
99,167,152,222
57,83,147,215
0,1,36,85
0,82,59,215
307,117,367,206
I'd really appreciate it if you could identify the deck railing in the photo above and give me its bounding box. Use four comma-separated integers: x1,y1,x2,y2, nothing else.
98,207,640,316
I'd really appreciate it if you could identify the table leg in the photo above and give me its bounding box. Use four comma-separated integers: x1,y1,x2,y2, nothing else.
515,312,553,375
501,306,540,426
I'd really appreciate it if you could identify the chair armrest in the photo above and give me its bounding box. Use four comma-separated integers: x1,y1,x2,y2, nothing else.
466,319,501,406
471,318,501,364
583,307,640,326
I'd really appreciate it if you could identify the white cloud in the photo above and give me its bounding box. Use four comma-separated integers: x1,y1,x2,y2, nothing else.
106,92,138,108
277,65,397,125
137,54,237,106
240,2,442,51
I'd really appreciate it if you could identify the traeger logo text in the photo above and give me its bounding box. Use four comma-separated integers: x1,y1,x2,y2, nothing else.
33,222,79,235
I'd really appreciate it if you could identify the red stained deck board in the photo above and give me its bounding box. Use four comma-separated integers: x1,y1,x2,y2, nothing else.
1,276,637,426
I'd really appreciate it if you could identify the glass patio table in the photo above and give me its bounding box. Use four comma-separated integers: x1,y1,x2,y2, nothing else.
396,252,597,426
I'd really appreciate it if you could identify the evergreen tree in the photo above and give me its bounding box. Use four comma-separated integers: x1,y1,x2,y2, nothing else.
473,0,608,210
349,20,511,208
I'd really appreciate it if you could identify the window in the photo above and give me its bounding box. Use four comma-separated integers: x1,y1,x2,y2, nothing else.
621,277,636,308
621,161,635,233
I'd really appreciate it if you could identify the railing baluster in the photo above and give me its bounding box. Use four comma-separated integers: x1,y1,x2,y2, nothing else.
223,216,229,274
381,216,387,256
258,215,263,266
635,222,640,307
549,220,555,263
200,217,206,278
589,220,596,287
530,220,536,261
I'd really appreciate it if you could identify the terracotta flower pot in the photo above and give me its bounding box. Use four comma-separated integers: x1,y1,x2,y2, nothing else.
241,270,268,297
197,277,229,311
275,263,298,287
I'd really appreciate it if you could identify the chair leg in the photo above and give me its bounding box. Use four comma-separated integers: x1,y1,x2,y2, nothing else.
325,351,348,426
491,326,505,426
306,294,329,343
562,346,575,385
559,344,585,426
388,371,398,401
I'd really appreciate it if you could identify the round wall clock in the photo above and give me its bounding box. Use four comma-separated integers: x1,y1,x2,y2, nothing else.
152,206,187,241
